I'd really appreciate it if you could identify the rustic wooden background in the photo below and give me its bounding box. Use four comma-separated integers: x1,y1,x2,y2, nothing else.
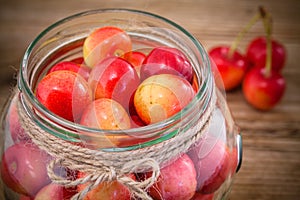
0,0,299,199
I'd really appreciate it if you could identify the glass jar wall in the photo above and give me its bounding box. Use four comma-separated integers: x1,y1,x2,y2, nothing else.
0,9,242,200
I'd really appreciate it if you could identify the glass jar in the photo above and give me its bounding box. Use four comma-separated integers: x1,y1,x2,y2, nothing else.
0,9,242,200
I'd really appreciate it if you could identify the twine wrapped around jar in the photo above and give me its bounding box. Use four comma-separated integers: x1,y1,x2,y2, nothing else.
16,87,217,200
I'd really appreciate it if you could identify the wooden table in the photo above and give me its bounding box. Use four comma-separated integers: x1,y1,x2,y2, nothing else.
0,0,299,199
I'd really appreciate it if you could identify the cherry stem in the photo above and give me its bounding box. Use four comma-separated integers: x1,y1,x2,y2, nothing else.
260,7,273,77
228,11,261,59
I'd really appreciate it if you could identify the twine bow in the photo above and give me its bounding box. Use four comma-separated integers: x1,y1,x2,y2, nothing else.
47,157,160,200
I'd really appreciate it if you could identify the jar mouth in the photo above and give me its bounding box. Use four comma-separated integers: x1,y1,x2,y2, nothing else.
18,8,213,150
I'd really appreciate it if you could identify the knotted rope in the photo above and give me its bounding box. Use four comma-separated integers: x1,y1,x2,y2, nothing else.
17,86,217,200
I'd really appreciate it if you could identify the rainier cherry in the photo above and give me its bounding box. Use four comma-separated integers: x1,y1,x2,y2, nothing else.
47,61,90,80
144,154,197,200
243,67,285,110
124,51,146,76
80,98,131,148
34,183,77,200
134,74,195,124
188,139,234,194
243,7,286,111
83,26,132,68
77,172,135,200
1,142,51,197
246,36,286,71
88,56,140,109
140,46,194,82
209,46,248,91
36,70,92,122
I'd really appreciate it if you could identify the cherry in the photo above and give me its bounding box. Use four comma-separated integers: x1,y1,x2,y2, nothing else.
83,26,132,68
1,142,51,197
88,56,140,109
242,67,285,110
246,36,286,72
134,74,195,125
36,70,92,122
47,61,90,80
208,9,262,91
243,7,286,111
34,183,77,200
140,46,194,82
144,154,197,200
124,51,146,76
79,98,132,148
77,172,135,200
209,46,249,91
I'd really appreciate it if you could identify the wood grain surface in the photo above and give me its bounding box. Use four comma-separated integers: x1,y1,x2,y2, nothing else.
0,0,299,199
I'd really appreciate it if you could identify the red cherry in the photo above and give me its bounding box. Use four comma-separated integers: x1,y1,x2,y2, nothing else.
209,46,249,91
36,70,92,122
34,183,77,200
77,172,135,200
88,56,140,109
145,154,197,200
1,142,51,197
242,67,286,111
246,36,286,71
48,61,90,81
83,26,132,68
188,139,233,194
140,46,194,82
124,51,146,76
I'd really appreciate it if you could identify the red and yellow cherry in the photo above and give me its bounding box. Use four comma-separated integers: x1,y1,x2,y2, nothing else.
124,51,146,76
36,70,92,122
80,98,131,130
140,46,194,82
188,140,233,194
242,67,286,111
134,74,195,124
80,98,131,148
88,56,140,109
209,46,249,91
48,61,90,81
7,95,30,143
0,142,51,197
246,36,286,72
145,154,197,200
77,172,135,200
83,26,132,68
34,183,77,200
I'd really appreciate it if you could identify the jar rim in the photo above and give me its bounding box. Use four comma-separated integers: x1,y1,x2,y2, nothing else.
18,8,213,150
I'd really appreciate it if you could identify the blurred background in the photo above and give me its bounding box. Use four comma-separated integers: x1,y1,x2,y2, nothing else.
0,0,299,199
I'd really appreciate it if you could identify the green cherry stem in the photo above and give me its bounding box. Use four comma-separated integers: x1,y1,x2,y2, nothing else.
260,7,273,78
228,10,261,59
